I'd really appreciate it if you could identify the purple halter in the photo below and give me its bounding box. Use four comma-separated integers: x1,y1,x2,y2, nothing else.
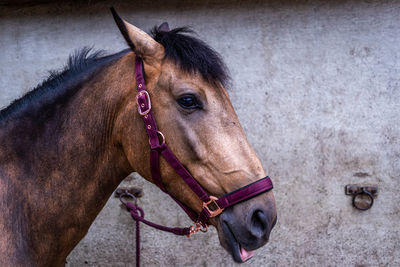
122,57,273,266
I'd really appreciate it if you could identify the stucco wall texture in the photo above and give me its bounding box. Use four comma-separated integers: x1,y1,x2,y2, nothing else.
1,0,399,266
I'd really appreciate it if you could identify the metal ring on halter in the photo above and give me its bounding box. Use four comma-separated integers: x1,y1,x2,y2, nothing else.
352,189,374,210
119,190,137,206
199,224,208,233
148,130,166,146
157,131,165,144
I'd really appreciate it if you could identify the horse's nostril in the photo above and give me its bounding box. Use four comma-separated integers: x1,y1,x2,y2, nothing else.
250,210,268,238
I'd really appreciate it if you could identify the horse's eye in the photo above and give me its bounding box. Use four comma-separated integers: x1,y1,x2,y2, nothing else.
177,95,201,109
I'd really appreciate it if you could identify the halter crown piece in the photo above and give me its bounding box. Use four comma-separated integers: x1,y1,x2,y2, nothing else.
121,56,273,267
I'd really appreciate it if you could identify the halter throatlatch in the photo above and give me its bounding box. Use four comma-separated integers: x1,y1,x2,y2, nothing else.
122,57,274,266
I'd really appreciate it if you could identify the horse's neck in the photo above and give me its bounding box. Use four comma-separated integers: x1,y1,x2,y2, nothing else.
0,52,136,266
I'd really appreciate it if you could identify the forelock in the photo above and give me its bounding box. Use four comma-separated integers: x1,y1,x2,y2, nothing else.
150,26,230,87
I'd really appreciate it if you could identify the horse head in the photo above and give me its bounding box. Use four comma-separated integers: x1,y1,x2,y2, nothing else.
112,11,277,263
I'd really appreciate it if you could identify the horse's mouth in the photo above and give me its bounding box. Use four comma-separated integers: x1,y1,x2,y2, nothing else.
220,221,255,263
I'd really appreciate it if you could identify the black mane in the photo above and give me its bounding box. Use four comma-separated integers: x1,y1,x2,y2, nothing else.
1,26,229,122
151,26,230,87
0,48,128,122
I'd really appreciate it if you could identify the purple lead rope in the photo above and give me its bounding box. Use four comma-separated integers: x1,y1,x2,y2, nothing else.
124,202,190,267
121,57,273,267
126,202,191,236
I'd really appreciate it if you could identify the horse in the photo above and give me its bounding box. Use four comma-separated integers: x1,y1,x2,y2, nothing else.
0,10,277,266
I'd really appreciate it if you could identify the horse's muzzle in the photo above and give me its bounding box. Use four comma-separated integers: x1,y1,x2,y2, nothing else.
217,197,277,263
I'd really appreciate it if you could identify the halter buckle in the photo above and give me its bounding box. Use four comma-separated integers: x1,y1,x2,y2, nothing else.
203,196,224,218
136,90,151,116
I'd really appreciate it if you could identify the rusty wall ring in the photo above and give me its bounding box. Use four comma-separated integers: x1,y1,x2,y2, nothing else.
352,189,374,210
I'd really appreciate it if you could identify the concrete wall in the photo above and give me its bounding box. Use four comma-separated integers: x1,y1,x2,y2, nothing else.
1,0,399,266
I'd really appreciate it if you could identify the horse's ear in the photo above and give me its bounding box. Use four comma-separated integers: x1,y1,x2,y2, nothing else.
110,7,163,60
158,22,170,32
